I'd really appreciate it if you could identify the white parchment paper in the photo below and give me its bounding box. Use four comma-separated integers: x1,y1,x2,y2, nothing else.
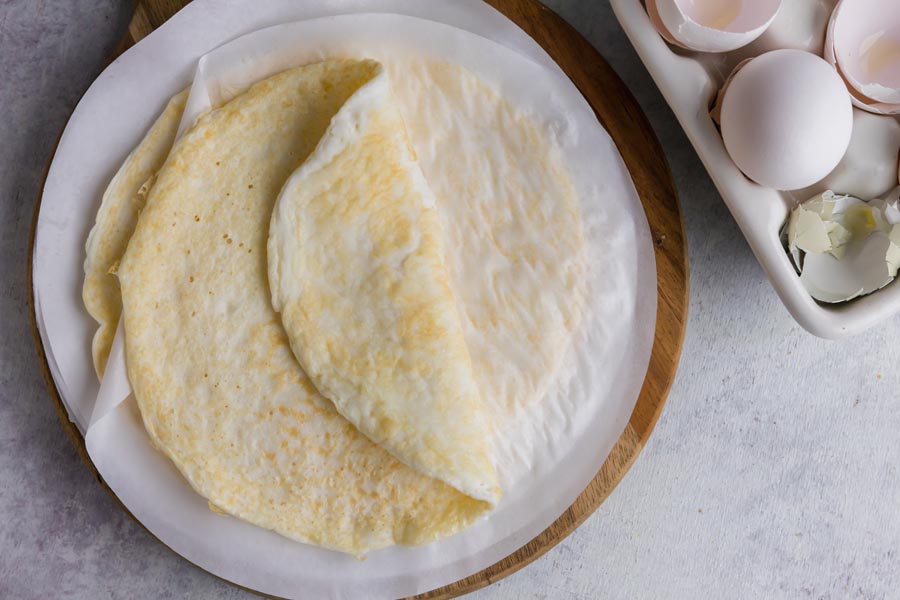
32,2,656,598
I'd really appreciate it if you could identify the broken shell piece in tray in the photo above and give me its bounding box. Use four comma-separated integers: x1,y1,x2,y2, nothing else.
824,0,900,115
783,189,900,303
647,0,782,53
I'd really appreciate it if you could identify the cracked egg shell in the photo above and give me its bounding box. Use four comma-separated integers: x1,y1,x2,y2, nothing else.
800,232,895,303
784,190,900,303
646,0,688,48
824,0,900,115
720,49,853,190
649,0,782,53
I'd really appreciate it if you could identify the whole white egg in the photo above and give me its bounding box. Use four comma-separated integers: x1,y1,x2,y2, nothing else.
720,48,853,190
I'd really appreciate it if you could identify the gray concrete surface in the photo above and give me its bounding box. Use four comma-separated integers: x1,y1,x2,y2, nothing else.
2,1,899,598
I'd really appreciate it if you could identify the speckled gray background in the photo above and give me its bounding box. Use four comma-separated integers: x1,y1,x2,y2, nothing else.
2,1,899,599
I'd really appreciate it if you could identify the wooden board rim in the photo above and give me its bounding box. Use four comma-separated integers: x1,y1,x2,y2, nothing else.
27,1,689,598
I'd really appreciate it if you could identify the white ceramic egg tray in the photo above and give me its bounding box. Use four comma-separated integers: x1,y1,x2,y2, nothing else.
612,0,900,338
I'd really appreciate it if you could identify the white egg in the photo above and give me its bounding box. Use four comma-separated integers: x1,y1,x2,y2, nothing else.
720,49,853,190
648,0,781,53
824,0,900,115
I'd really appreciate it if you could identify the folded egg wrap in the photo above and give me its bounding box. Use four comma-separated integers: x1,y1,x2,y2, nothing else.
85,56,586,555
268,66,500,505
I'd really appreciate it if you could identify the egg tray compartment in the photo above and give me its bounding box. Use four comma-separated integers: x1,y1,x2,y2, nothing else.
612,0,900,338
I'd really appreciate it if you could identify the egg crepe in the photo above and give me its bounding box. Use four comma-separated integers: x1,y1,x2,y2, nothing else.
82,89,187,377
117,59,490,554
93,52,587,555
268,67,500,505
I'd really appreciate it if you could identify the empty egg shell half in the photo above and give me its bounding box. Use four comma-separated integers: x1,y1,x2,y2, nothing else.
824,0,900,115
783,189,900,303
648,0,782,53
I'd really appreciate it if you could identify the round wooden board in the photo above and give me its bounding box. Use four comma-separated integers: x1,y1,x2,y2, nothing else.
28,1,688,598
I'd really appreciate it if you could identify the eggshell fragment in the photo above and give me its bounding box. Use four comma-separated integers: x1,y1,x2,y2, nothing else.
787,192,861,260
649,0,782,53
824,0,900,115
881,186,900,215
783,190,900,303
646,0,688,48
720,50,853,191
800,233,894,303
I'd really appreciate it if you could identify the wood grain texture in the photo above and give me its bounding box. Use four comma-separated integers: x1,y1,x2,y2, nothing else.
28,0,688,598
